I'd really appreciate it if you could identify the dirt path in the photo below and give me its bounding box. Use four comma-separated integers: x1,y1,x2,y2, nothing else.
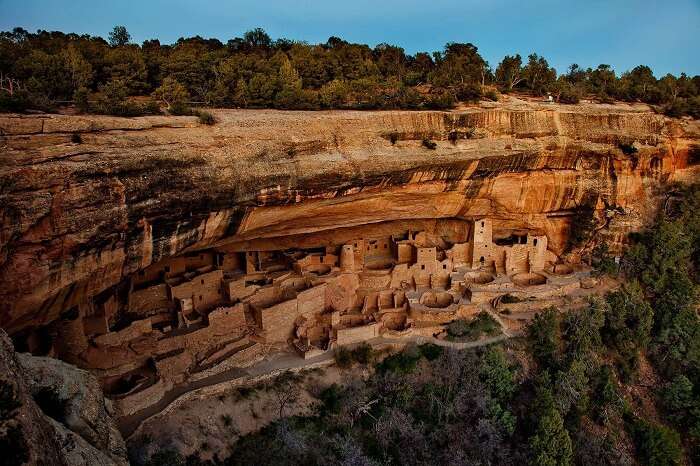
119,331,512,439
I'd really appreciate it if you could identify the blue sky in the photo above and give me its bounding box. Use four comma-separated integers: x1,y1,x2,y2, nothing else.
1,0,698,76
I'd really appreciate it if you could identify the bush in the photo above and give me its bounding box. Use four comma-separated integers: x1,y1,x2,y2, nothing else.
0,89,54,113
376,346,422,374
592,243,618,276
318,383,343,414
350,343,374,365
418,343,443,360
168,101,192,116
454,82,482,102
73,87,90,113
334,347,353,369
388,131,399,145
559,86,581,104
631,419,682,466
196,110,216,125
484,88,499,101
447,312,501,340
500,294,522,304
71,133,82,144
422,138,437,150
618,142,638,155
422,89,456,109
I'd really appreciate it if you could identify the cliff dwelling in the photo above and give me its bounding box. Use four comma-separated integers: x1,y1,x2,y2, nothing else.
1,101,698,454
7,215,595,418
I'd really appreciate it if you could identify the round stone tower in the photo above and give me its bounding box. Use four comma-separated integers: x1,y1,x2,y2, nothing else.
340,244,355,272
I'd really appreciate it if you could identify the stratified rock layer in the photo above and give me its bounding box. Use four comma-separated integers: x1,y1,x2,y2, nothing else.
1,103,698,333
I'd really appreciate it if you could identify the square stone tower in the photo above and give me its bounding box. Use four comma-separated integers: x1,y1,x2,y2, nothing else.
470,218,493,269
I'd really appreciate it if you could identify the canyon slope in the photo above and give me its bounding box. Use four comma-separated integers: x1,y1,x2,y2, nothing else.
1,100,698,336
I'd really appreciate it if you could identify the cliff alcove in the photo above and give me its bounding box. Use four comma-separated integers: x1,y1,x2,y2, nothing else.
1,101,699,433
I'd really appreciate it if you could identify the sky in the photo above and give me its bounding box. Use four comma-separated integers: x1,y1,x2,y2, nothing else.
1,0,698,76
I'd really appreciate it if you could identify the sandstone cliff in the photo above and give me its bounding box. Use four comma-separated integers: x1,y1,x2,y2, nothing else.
0,329,128,465
0,102,698,334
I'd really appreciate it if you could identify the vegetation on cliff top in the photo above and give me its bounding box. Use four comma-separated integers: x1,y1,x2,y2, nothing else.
1,26,699,117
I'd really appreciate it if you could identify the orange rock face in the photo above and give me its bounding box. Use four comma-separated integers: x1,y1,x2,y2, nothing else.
0,103,698,335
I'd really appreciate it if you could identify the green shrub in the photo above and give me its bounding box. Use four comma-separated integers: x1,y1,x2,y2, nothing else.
501,294,522,304
448,312,501,340
618,142,638,155
484,88,499,101
631,419,682,466
0,89,54,113
73,87,90,113
422,138,437,150
168,101,192,116
592,243,618,276
447,319,470,337
351,343,374,365
334,347,353,369
454,82,482,102
318,383,342,414
376,347,421,374
558,86,581,104
196,110,216,125
418,343,443,360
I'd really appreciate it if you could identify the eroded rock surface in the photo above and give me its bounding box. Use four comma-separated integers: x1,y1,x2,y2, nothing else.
1,104,697,334
0,329,127,465
18,352,128,464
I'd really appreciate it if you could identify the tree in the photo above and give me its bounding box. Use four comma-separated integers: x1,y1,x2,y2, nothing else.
632,419,682,466
62,45,93,92
523,53,556,95
589,64,617,98
603,282,654,381
319,79,349,108
243,28,272,49
430,42,487,89
528,308,561,370
495,54,524,91
108,25,131,47
529,407,573,466
152,77,189,111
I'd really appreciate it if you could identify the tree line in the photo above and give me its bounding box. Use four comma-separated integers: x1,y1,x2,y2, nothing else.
1,25,699,117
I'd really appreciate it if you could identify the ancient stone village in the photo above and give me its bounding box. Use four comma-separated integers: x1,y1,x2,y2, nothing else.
14,217,596,418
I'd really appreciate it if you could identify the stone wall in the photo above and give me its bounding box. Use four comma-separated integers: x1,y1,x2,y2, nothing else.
257,299,299,342
129,284,170,315
336,322,381,346
94,319,153,348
